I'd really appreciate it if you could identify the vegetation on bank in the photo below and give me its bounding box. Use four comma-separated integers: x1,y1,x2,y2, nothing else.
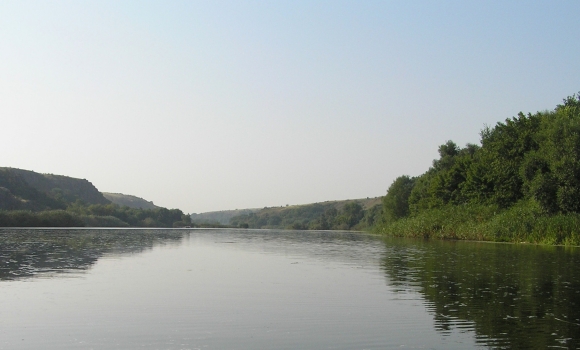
229,198,382,230
0,210,86,227
4,93,580,238
377,93,580,245
0,204,193,228
67,203,192,228
191,208,258,226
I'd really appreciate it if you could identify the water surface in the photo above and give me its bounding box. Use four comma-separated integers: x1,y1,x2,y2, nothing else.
0,228,578,349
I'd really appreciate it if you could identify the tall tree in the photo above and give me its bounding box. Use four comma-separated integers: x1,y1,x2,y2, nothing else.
383,175,415,223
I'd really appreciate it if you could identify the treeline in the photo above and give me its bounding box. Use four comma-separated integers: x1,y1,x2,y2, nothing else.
0,203,193,228
0,210,85,227
230,199,382,230
378,93,580,245
67,202,192,228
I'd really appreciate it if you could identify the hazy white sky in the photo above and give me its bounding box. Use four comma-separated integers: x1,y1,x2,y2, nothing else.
1,1,579,213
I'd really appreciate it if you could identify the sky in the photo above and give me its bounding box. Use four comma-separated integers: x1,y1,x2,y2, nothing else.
1,1,579,214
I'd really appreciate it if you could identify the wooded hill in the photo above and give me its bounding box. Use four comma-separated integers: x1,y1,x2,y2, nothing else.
229,197,382,230
0,168,190,228
0,167,108,211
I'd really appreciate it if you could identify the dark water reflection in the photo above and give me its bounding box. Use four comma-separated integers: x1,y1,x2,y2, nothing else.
0,229,381,281
1,229,579,349
381,238,580,349
0,228,184,280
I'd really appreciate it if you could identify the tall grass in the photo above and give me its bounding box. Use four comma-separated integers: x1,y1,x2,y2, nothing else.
376,200,580,245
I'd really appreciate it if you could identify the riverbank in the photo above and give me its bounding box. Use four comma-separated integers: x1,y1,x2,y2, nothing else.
375,200,580,245
0,210,228,228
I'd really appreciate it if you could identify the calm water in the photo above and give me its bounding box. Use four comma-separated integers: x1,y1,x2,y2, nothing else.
0,229,579,349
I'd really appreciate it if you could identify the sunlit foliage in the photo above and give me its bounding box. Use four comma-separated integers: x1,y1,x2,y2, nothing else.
378,93,580,244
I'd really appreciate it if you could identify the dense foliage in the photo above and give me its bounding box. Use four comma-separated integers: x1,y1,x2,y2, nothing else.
378,93,580,244
382,175,415,223
67,202,191,228
0,204,192,228
0,210,85,227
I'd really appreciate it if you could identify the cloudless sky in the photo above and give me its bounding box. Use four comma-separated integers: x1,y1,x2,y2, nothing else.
1,1,579,213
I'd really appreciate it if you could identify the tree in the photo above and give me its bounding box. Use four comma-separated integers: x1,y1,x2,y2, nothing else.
383,175,415,223
465,112,542,208
522,93,580,213
340,202,364,228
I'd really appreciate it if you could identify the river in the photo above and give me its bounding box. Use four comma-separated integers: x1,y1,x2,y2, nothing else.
0,228,578,349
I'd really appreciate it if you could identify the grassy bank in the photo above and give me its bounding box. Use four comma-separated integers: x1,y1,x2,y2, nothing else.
376,200,580,246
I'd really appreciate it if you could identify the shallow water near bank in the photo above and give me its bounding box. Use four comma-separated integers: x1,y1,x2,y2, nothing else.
0,228,579,349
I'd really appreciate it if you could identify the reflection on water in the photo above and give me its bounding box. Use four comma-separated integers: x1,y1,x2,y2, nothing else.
0,229,184,280
1,229,579,349
381,238,580,349
0,229,382,282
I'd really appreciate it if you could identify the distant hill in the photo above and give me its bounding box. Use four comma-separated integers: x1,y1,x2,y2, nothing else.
103,192,158,209
0,167,109,211
0,167,192,228
2,168,109,205
190,208,259,225
229,197,383,230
